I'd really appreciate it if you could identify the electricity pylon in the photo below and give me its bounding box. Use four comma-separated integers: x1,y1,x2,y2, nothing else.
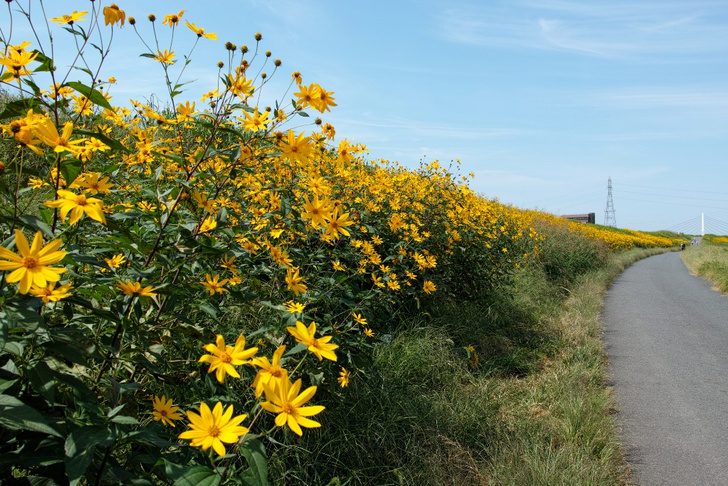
604,176,616,227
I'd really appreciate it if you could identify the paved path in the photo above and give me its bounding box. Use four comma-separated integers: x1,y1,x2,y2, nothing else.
602,252,728,486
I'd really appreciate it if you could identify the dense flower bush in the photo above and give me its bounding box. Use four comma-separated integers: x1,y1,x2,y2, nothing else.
0,2,680,483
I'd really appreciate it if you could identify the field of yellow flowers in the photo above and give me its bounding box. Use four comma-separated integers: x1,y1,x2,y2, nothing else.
0,3,682,484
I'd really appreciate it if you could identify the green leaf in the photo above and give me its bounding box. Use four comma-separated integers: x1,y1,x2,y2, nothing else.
240,438,269,486
199,302,218,318
0,97,41,120
0,394,63,437
18,214,55,239
26,360,56,404
173,466,221,486
66,81,114,111
59,158,83,186
32,50,55,73
110,415,139,425
64,426,117,486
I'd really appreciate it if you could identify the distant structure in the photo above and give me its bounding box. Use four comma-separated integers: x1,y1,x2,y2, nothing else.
604,176,616,227
561,213,596,224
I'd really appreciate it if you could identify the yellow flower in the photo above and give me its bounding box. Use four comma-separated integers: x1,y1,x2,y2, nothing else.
30,281,73,303
423,280,437,294
73,173,114,195
0,230,66,295
200,273,229,295
51,11,88,24
33,119,84,155
44,190,106,226
162,10,185,27
251,345,287,398
279,130,312,164
313,86,337,113
363,328,374,338
337,368,350,388
184,21,217,40
178,402,249,457
28,177,48,189
283,301,306,314
293,83,319,109
0,44,38,82
116,281,158,297
285,266,307,296
300,195,333,229
286,321,338,362
198,334,258,383
104,254,126,270
153,49,175,65
237,107,273,133
324,207,355,239
103,4,126,27
352,313,367,326
260,370,325,436
198,216,217,234
176,100,196,121
152,396,183,427
220,255,237,272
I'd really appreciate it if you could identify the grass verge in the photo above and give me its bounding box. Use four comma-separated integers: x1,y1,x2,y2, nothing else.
681,241,728,294
267,244,672,485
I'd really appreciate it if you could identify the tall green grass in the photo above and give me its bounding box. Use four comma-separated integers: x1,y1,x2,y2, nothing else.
264,226,670,484
681,239,728,293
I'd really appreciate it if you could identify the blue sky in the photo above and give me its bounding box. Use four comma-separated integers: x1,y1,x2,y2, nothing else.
8,0,728,233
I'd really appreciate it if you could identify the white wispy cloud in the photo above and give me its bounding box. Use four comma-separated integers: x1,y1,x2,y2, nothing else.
437,0,728,59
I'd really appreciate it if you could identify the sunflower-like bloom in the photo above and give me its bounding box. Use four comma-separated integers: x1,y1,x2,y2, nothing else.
423,280,437,294
103,4,126,27
337,368,350,388
33,119,85,155
116,281,158,297
285,266,307,296
30,281,73,303
286,321,338,362
324,207,355,239
237,107,273,133
200,273,228,295
300,195,333,229
44,190,106,225
260,370,325,436
152,396,183,427
184,21,217,40
0,230,66,294
251,345,287,398
51,11,88,24
178,402,248,457
0,44,38,82
199,335,258,383
162,10,184,27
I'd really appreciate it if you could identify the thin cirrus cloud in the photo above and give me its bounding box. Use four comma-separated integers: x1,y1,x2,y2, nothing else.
438,1,727,59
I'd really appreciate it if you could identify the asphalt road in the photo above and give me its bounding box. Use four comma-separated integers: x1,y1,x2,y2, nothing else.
602,252,728,485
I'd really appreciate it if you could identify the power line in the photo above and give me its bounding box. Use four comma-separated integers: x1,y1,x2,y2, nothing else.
619,190,728,204
619,182,728,197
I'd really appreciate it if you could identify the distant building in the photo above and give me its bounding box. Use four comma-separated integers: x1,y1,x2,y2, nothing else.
561,213,596,224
